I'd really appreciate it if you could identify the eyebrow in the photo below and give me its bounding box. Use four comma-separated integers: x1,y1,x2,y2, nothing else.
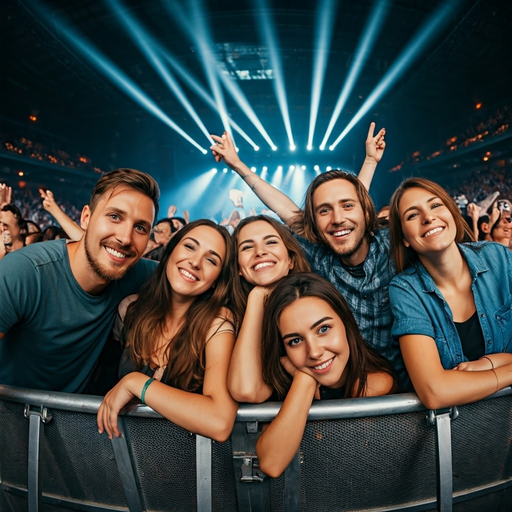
281,316,333,340
402,196,439,217
315,198,355,211
238,234,280,248
183,236,223,262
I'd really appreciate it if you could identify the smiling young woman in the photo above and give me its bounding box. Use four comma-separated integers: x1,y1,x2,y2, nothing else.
97,219,239,442
255,272,396,477
227,215,311,403
388,178,512,409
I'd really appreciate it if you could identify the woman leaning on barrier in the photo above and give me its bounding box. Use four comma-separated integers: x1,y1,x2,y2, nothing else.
97,219,238,442
255,273,397,478
388,178,512,410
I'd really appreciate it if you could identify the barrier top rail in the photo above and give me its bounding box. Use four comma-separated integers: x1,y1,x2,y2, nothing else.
1,384,510,420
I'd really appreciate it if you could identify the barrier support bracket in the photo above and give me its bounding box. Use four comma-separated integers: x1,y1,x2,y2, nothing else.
427,407,459,512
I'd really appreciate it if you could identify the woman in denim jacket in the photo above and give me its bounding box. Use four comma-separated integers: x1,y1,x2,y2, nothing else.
388,178,512,409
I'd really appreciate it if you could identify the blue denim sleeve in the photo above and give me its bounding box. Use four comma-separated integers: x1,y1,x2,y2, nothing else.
389,277,436,341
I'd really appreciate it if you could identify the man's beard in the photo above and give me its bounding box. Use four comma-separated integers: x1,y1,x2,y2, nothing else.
321,227,367,261
84,234,131,282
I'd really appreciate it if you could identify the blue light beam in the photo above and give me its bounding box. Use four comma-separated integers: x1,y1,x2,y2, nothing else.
28,0,208,153
320,0,389,150
308,0,337,150
329,0,460,150
107,0,212,144
254,0,295,149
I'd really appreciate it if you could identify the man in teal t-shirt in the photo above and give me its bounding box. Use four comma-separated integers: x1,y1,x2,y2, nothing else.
0,168,159,393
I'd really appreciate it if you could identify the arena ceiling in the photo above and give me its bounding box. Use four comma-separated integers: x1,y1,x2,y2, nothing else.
2,0,512,201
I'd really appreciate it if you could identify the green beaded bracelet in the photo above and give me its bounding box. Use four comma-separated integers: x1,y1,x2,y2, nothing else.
140,378,155,405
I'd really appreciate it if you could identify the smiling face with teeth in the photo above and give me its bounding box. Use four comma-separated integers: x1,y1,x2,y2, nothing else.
312,179,370,266
236,220,295,287
399,187,457,258
166,225,226,302
81,185,155,284
279,296,350,389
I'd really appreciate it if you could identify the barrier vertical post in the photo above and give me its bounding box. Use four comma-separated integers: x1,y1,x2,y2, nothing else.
196,434,212,512
24,405,52,512
427,407,458,512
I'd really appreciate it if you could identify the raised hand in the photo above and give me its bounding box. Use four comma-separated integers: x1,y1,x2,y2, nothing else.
0,183,13,207
210,132,242,169
365,122,386,164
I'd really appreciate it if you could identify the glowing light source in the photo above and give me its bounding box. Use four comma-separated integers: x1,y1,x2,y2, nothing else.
476,102,482,109
29,115,37,122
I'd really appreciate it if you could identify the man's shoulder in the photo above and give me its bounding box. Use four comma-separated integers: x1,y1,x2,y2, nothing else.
0,239,67,273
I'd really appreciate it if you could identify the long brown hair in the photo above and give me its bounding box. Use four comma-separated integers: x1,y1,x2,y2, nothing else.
261,273,396,399
389,177,475,273
289,170,379,245
124,219,235,392
230,215,310,330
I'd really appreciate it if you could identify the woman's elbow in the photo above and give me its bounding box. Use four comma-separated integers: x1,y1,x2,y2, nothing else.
257,454,286,479
208,411,237,443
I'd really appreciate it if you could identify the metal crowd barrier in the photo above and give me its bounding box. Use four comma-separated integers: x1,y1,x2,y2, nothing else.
0,385,511,512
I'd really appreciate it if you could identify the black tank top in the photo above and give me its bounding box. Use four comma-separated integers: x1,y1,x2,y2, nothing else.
454,311,485,361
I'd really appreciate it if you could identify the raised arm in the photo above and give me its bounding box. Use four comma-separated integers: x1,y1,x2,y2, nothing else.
400,334,512,410
228,286,274,403
97,320,238,442
40,189,84,241
210,133,300,226
0,183,13,208
357,122,386,191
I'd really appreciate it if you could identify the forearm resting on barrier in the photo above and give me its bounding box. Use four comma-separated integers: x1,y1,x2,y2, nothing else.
256,371,317,478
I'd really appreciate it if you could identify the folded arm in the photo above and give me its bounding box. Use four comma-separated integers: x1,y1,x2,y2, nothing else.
97,328,238,442
400,334,512,410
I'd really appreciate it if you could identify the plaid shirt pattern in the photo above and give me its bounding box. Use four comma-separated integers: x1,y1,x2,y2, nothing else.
296,230,407,387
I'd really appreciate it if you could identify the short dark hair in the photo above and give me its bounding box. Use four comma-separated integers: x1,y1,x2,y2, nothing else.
1,204,28,238
155,218,177,233
89,168,160,219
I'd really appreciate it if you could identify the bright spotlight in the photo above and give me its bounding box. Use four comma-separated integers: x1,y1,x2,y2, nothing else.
301,165,306,170
329,146,334,151
212,168,218,173
307,145,313,151
290,165,295,171
319,144,326,151
314,165,320,171
277,165,283,171
262,166,268,171
223,168,228,173
251,167,257,172
254,146,260,151
272,146,278,151
326,166,332,171
290,145,296,151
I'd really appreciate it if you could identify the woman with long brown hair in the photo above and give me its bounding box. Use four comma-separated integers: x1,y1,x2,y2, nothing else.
227,215,311,403
256,272,397,477
97,219,238,442
388,178,512,410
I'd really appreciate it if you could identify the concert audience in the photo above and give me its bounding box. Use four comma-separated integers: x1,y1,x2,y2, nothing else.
97,220,238,442
256,273,397,477
388,178,512,410
210,125,408,388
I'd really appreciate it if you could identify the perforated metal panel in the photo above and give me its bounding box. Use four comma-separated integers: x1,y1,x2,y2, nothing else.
211,437,238,511
269,411,438,511
36,409,128,507
452,395,512,493
0,400,29,489
123,415,197,511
